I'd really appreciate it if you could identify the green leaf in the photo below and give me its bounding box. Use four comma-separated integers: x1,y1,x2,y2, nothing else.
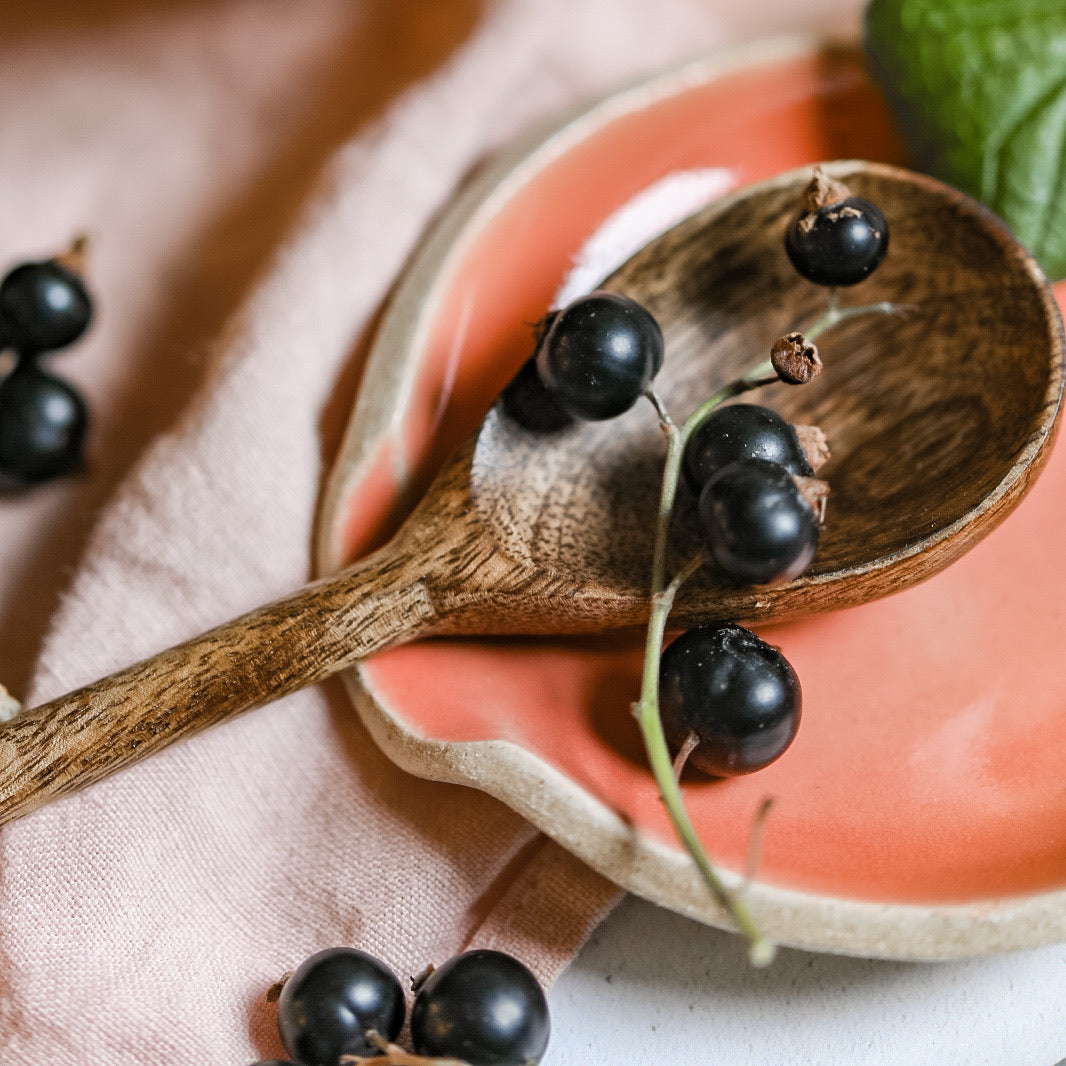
865,0,1066,280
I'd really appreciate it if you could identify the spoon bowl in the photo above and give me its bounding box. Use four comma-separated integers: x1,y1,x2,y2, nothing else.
473,161,1065,629
0,160,1061,824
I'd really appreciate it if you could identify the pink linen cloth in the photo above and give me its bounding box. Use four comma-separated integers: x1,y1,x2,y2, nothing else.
0,1,860,1061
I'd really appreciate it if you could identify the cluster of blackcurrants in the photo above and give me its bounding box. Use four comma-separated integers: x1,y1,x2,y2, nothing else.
0,244,94,490
251,945,549,1066
501,174,889,779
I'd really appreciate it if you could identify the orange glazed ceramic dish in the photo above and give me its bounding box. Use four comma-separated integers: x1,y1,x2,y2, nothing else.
316,37,1066,959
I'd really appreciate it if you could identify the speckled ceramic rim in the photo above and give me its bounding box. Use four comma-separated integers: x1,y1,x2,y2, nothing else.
317,36,1066,960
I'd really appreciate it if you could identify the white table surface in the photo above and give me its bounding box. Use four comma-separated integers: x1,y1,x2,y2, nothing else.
551,894,1066,1065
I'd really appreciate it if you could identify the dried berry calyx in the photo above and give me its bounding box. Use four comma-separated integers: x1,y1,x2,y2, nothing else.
793,424,830,472
799,167,853,213
770,331,822,384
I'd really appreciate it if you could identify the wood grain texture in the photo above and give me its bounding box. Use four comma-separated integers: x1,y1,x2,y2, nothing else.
1,161,1061,825
476,162,1065,623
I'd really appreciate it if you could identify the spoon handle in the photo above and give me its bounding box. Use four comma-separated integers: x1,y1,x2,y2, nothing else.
0,541,439,826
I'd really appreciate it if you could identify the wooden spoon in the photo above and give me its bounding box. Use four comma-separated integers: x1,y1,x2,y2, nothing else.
0,161,1061,825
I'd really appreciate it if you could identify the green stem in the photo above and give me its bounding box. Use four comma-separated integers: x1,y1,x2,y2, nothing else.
803,297,905,343
635,293,903,967
648,404,683,597
632,557,775,966
641,385,777,966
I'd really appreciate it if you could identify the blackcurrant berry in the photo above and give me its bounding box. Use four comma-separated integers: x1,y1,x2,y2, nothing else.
275,947,405,1066
410,949,550,1065
682,403,812,495
499,355,573,432
698,457,818,585
659,623,801,776
784,195,888,287
0,259,93,353
536,291,663,421
0,359,88,488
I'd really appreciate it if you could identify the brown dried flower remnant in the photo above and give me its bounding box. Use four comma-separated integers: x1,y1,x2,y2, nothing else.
55,233,91,277
265,971,292,1003
771,331,822,384
793,424,830,472
794,474,830,525
801,166,852,216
